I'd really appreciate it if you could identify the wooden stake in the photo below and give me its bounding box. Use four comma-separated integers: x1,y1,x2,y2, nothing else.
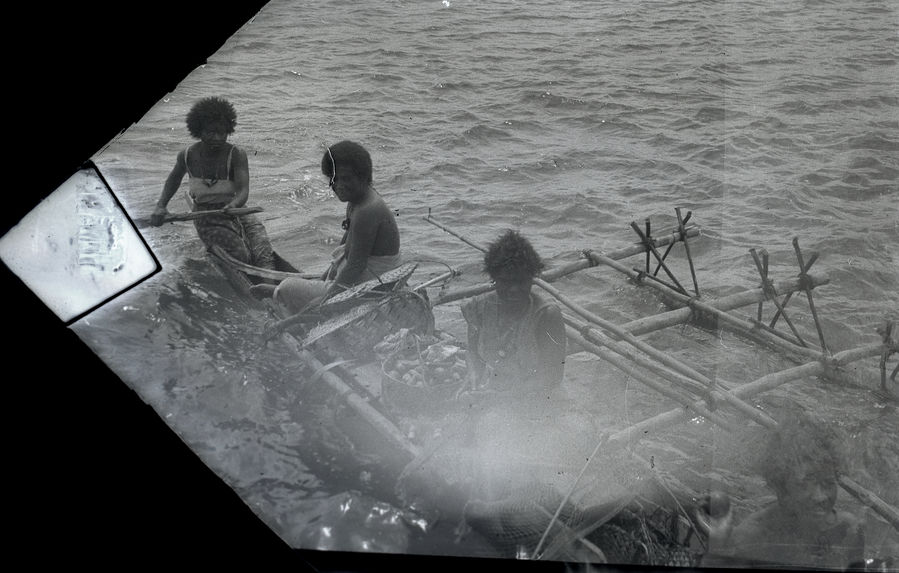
619,274,830,337
770,251,818,328
750,248,807,347
427,217,701,307
584,250,826,363
793,238,829,353
631,221,688,295
645,218,651,273
756,250,767,322
676,208,700,296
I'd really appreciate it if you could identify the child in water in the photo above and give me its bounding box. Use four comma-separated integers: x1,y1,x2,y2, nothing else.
698,410,866,570
150,96,275,269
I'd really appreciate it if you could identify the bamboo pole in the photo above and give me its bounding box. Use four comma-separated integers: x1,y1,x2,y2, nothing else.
838,476,899,531
567,314,706,396
598,340,899,533
211,249,421,461
770,251,818,328
426,214,782,426
566,313,778,428
424,213,737,400
631,221,687,295
653,211,692,277
538,277,713,385
422,214,897,532
565,327,737,431
584,250,826,363
545,278,727,397
276,323,421,460
793,238,829,353
428,219,701,307
676,208,700,296
750,248,807,347
604,342,884,451
412,269,460,292
618,274,829,337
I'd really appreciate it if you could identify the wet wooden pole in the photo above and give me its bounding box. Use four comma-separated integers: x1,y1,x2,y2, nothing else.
750,248,807,347
599,339,899,532
793,238,830,353
278,326,422,460
565,311,778,428
428,216,701,306
618,274,830,336
583,250,827,363
423,214,898,533
676,207,701,296
565,327,737,431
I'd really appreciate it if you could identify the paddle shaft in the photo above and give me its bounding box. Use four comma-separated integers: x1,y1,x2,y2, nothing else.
135,206,263,228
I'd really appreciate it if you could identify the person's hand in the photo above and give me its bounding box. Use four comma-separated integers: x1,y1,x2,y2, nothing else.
149,206,168,227
693,490,734,546
222,203,236,215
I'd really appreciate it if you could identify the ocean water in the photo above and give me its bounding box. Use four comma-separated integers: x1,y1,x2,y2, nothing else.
73,0,896,563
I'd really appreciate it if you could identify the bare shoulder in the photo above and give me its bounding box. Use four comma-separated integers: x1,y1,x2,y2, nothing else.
355,192,392,217
230,144,249,163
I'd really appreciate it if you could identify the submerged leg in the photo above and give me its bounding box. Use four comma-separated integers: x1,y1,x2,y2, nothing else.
194,215,252,264
239,213,276,269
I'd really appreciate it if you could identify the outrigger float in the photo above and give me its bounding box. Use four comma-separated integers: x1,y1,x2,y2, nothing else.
205,207,898,564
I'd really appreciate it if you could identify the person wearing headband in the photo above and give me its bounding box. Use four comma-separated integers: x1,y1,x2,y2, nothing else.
150,96,276,269
267,140,402,313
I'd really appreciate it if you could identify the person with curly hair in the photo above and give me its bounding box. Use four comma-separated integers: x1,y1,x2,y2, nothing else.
263,140,402,312
459,229,566,398
697,409,866,570
149,96,275,269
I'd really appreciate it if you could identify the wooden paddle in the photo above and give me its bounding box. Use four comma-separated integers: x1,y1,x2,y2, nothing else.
132,206,264,228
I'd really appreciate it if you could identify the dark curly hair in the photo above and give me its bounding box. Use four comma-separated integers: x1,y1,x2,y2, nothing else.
483,229,545,280
761,411,842,496
321,140,373,186
186,97,237,139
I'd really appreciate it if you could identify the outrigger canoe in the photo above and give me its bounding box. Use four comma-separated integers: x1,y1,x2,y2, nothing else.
201,209,898,566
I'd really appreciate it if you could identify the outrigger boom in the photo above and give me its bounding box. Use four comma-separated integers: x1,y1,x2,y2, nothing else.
423,209,898,534
208,206,898,559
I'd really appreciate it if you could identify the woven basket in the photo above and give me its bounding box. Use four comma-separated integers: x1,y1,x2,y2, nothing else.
380,360,463,417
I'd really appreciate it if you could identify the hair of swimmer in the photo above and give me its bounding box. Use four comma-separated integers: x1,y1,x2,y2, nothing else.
321,140,373,186
483,229,546,280
761,409,844,497
186,96,237,139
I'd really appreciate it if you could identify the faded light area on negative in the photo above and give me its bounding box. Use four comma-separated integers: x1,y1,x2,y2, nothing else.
0,167,158,322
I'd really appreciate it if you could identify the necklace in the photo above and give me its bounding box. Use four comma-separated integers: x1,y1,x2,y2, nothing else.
197,144,229,186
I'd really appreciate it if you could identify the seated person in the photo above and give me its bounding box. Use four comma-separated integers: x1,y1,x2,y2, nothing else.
150,96,275,269
266,140,402,313
698,410,865,570
460,230,566,400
